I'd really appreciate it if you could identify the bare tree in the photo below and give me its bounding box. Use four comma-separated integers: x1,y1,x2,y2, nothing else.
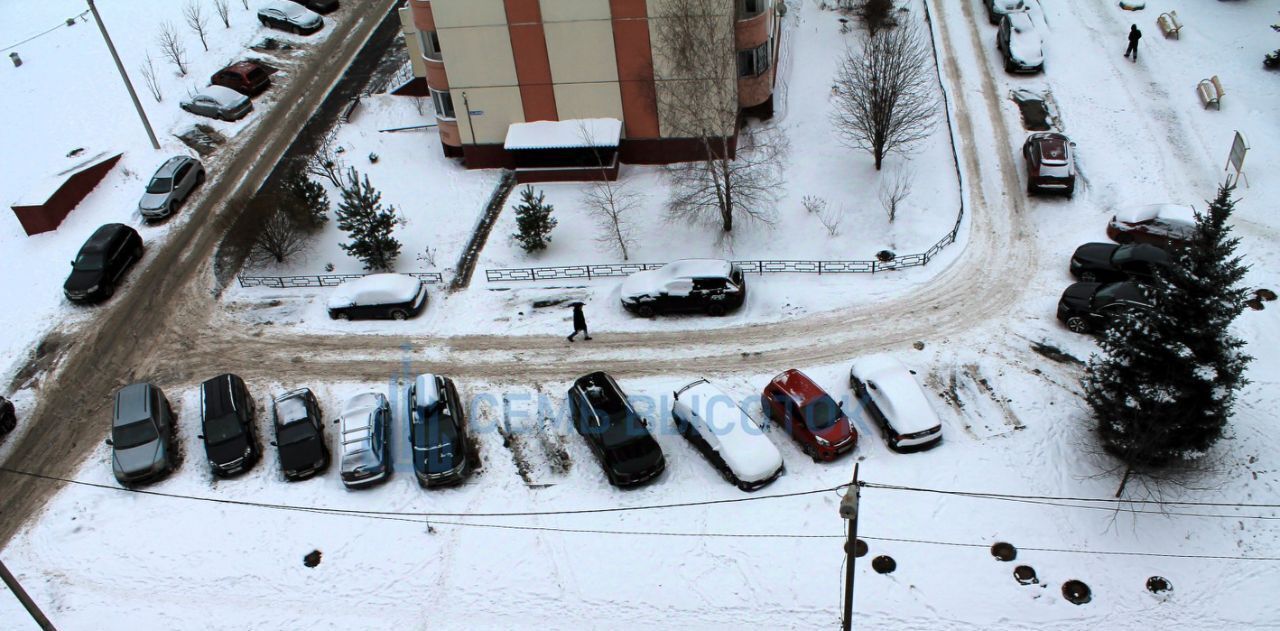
817,204,844,236
240,0,249,9
831,22,939,170
249,208,308,266
578,123,642,260
878,166,913,222
184,0,210,52
653,0,785,233
304,130,346,188
139,52,163,102
156,22,189,76
213,0,231,28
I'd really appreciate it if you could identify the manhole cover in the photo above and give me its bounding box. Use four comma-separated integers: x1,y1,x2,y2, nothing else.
991,542,1017,562
303,550,322,568
1062,580,1092,605
1146,576,1172,594
844,538,868,558
871,555,896,574
1014,565,1038,585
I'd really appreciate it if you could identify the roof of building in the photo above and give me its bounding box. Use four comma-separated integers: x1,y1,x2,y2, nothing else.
503,118,623,151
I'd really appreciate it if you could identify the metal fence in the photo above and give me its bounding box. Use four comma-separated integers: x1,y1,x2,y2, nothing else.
238,271,444,289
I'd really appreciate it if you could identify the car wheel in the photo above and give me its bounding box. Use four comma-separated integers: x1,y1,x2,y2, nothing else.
707,303,726,317
801,443,821,463
332,311,349,321
196,170,206,186
390,309,408,321
1004,57,1015,73
1066,316,1091,334
259,17,269,26
1065,186,1074,199
637,304,655,318
102,283,115,299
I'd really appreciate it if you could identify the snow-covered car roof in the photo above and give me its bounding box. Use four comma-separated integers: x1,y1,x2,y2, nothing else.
273,390,311,425
1006,11,1044,66
620,259,735,299
849,355,941,435
340,392,383,455
413,374,441,410
327,274,423,309
673,379,783,483
199,85,249,107
1113,203,1196,226
265,0,313,19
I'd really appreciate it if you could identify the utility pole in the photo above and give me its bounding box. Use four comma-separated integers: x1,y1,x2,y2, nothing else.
839,462,861,631
0,558,57,630
86,0,160,150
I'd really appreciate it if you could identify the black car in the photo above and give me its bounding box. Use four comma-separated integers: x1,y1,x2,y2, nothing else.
286,0,338,14
407,374,471,487
198,374,260,476
620,259,747,317
0,396,16,437
1057,281,1152,334
258,1,323,34
567,372,665,488
271,388,329,481
1069,243,1172,284
64,223,143,303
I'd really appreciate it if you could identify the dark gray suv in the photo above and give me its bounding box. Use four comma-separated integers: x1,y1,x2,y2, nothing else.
139,156,205,220
108,383,177,485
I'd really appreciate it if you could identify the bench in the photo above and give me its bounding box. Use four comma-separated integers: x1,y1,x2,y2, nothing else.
1197,75,1225,110
1157,11,1183,39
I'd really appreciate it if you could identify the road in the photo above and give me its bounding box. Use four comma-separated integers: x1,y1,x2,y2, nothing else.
0,0,1032,548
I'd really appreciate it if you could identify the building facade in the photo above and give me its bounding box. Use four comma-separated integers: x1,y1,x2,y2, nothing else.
399,0,780,178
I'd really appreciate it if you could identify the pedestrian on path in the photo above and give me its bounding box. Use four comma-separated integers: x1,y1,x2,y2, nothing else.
567,301,592,342
1124,24,1142,61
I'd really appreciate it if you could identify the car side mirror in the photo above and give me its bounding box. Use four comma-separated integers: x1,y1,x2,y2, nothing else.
837,401,844,409
104,438,113,446
333,419,340,425
270,441,277,447
196,434,204,440
70,260,75,266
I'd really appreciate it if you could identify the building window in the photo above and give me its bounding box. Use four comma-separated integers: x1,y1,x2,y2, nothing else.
431,88,455,120
740,0,766,18
737,42,771,77
420,30,442,61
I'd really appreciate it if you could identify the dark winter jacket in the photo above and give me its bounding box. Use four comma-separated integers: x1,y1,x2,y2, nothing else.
1128,27,1142,44
572,306,587,331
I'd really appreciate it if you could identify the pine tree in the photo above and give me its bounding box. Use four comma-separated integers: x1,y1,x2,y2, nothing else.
1085,182,1251,470
283,170,330,229
511,185,557,253
335,167,401,271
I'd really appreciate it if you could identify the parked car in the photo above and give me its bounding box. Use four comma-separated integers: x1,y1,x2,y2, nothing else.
849,356,943,452
271,388,329,481
620,259,747,317
997,10,1044,74
180,85,253,121
760,369,856,461
286,0,338,14
1057,281,1152,334
107,383,176,485
0,396,15,437
327,273,428,321
198,374,260,476
211,61,271,96
567,372,665,488
985,0,1026,25
672,379,783,491
407,374,471,487
63,223,143,303
138,156,205,221
258,1,324,34
1107,203,1198,250
1069,243,1172,283
338,392,391,489
1022,132,1075,197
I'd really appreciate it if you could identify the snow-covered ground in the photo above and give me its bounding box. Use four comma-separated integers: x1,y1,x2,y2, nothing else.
3,0,1280,629
0,0,340,384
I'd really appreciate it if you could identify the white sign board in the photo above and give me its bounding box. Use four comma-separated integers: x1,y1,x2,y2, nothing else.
1225,131,1249,187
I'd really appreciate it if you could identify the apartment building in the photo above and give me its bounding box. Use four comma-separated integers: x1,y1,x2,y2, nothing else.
398,0,780,181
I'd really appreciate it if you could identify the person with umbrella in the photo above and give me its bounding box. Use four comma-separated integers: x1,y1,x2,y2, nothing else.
567,301,592,342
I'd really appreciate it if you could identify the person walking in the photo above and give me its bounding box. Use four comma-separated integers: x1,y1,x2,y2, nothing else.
567,301,592,342
1124,24,1142,61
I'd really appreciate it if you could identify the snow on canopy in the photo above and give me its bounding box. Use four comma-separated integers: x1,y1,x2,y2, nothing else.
327,273,423,309
504,118,623,150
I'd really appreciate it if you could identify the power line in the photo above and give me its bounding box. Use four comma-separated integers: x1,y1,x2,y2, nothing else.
1,11,90,53
862,481,1280,509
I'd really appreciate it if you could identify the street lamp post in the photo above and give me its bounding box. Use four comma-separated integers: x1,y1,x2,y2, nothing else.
839,462,861,631
86,0,160,150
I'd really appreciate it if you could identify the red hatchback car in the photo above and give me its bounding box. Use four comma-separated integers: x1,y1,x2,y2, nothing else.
211,62,271,96
761,369,856,461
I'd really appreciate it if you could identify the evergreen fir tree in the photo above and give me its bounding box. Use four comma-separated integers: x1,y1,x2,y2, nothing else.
511,185,557,253
283,170,330,229
335,167,401,271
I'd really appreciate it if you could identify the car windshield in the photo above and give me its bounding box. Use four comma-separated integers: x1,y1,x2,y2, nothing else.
278,421,316,446
204,414,244,445
74,249,106,271
145,177,173,194
113,420,157,450
801,395,842,431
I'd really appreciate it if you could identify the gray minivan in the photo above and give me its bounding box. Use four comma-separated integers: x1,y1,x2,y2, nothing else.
107,383,177,485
